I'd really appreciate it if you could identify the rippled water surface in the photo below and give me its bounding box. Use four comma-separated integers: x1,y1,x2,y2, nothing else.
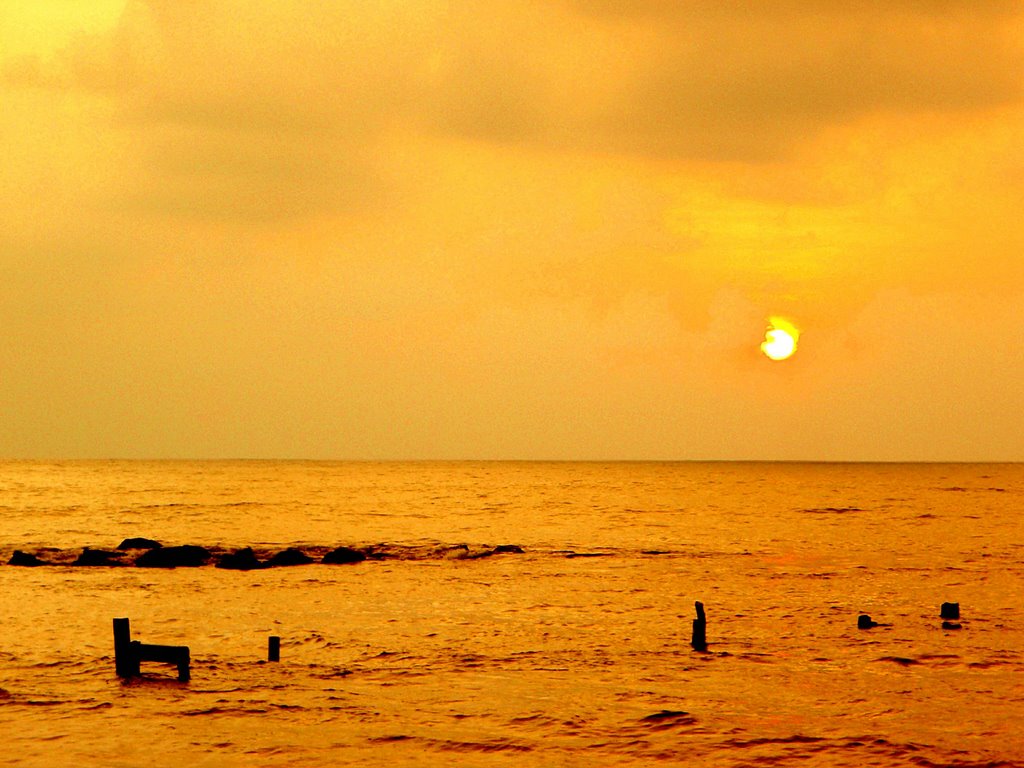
1,461,1023,766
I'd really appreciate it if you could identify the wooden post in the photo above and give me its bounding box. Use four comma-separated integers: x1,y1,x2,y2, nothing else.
112,618,189,681
113,618,134,678
940,602,960,620
691,601,707,651
177,649,190,682
268,636,280,662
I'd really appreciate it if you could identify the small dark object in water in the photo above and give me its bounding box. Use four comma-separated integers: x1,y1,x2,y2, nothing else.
641,709,690,722
8,550,46,567
73,547,121,567
268,636,280,662
493,544,525,554
858,614,879,629
267,547,314,567
640,709,697,729
216,547,265,570
940,602,960,620
942,621,962,630
691,601,707,651
135,545,211,568
117,538,163,551
322,546,367,565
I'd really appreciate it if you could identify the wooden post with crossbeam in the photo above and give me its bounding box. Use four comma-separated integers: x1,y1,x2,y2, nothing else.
113,618,190,682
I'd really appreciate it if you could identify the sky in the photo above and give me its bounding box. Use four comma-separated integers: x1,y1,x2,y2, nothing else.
1,1,1022,461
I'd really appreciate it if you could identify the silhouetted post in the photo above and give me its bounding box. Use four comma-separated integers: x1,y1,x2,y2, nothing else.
112,617,189,681
113,618,137,678
268,636,280,662
691,601,707,651
177,648,190,682
940,602,960,620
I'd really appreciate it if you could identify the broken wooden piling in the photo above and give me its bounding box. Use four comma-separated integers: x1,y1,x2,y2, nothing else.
112,618,190,682
268,635,280,662
691,601,707,651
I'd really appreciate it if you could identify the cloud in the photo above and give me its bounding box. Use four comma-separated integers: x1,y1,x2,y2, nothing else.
16,0,1019,223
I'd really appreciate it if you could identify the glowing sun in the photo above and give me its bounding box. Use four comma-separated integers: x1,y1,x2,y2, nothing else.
761,318,799,361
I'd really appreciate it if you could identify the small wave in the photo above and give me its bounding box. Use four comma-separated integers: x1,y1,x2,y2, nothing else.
638,710,698,730
180,705,271,716
722,734,826,748
876,656,920,666
800,506,865,514
430,738,533,754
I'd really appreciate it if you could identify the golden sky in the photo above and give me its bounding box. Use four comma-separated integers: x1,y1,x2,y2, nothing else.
2,1,1022,460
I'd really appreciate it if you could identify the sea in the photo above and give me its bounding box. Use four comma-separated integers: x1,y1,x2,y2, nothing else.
1,460,1022,767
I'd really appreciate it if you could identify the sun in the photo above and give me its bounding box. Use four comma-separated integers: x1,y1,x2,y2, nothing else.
761,317,799,361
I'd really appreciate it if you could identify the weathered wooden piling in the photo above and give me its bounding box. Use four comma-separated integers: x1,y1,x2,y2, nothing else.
940,602,960,620
691,601,707,651
112,618,190,682
857,614,879,629
268,636,281,662
113,618,137,677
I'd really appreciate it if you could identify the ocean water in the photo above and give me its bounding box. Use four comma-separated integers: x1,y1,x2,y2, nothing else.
1,460,1022,767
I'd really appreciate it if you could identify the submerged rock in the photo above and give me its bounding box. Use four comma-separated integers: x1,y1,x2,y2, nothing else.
858,614,880,629
8,550,47,567
135,545,211,568
73,547,122,566
493,544,525,554
216,547,265,570
117,537,163,551
322,546,366,565
267,547,314,567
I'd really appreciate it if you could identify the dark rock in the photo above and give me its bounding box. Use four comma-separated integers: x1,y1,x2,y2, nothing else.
117,537,163,551
8,550,46,566
135,545,211,568
322,546,366,565
216,547,265,571
73,547,122,566
858,614,879,629
493,544,524,554
640,710,697,729
266,547,314,567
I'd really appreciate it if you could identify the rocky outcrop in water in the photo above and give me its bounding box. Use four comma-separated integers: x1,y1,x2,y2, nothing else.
135,545,212,568
3,541,526,568
117,537,163,550
216,547,265,571
267,547,315,566
8,550,47,566
322,546,367,564
73,548,123,567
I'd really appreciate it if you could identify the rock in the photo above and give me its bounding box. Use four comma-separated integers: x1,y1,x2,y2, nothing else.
322,546,366,565
266,548,314,567
8,550,46,567
73,547,122,566
493,544,524,554
117,537,163,551
216,547,265,570
858,614,880,629
134,545,211,568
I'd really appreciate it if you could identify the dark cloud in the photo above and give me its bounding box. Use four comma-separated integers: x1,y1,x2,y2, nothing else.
37,0,1024,221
